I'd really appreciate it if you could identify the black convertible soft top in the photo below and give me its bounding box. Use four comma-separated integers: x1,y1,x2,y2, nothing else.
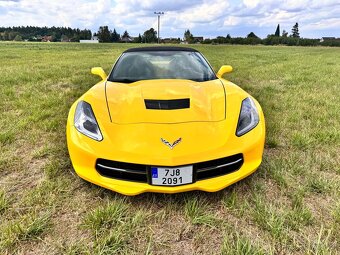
123,46,199,53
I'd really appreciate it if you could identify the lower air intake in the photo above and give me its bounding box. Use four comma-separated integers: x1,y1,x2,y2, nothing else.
95,154,243,183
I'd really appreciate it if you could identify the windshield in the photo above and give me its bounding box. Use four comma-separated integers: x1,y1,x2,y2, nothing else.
108,51,217,83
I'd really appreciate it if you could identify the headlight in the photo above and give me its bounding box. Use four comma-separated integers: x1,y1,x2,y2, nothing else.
236,97,259,136
74,101,103,141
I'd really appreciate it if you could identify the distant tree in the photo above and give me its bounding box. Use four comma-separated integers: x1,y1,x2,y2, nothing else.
61,34,69,42
8,31,19,40
143,28,157,43
202,38,212,44
282,30,288,37
0,26,91,41
2,30,9,40
133,33,142,43
13,34,22,41
184,29,193,43
225,34,231,43
111,29,120,42
78,29,91,40
245,32,261,45
275,24,280,37
215,36,226,44
247,32,259,38
121,30,131,42
264,35,281,45
291,23,300,38
71,33,80,42
231,37,246,44
97,26,111,42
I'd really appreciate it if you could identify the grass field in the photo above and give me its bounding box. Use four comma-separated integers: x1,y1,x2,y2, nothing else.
0,42,339,254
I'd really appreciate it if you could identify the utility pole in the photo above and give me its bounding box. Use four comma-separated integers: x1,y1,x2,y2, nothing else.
154,11,164,44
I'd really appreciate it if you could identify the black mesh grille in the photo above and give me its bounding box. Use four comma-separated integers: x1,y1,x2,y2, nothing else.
95,154,243,184
145,99,190,110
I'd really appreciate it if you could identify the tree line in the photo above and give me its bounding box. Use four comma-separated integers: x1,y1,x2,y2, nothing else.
1,23,339,47
97,23,339,46
95,26,160,43
200,23,340,47
0,26,91,42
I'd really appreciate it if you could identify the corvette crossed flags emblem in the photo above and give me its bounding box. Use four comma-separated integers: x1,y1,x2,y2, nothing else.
161,137,182,149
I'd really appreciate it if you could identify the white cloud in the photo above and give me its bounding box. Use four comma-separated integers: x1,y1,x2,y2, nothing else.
243,0,260,9
223,16,241,26
306,18,340,30
0,0,339,38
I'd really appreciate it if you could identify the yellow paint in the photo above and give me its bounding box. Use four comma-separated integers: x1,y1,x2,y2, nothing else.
216,65,233,78
91,67,107,80
66,70,265,196
105,79,226,124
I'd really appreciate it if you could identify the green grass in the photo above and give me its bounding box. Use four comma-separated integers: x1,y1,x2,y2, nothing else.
221,232,267,255
0,42,339,254
0,190,9,213
0,213,51,250
184,196,219,226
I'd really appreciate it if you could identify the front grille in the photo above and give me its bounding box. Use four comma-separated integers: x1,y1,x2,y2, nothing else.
95,153,243,184
96,159,148,182
144,99,190,110
195,154,243,180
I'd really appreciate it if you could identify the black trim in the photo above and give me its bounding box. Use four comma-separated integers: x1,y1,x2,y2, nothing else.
123,46,199,53
95,154,243,184
107,53,124,86
195,155,243,180
218,79,227,120
96,159,148,183
145,99,190,110
104,81,112,122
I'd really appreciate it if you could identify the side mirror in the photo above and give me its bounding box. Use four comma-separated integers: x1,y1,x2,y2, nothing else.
91,67,107,80
216,65,233,78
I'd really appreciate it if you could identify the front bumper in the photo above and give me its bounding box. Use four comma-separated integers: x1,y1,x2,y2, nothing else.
67,124,264,196
76,154,261,196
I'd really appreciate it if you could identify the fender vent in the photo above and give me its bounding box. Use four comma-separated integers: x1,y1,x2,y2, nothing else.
145,99,190,110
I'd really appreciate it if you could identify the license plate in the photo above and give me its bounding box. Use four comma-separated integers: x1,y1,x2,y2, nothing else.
151,165,193,186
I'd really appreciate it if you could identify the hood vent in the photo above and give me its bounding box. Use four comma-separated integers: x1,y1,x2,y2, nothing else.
145,98,190,110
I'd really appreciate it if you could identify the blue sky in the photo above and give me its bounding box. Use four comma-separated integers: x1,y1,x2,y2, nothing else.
0,0,339,38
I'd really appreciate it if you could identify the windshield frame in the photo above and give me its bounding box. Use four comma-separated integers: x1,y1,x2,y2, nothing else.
107,50,217,83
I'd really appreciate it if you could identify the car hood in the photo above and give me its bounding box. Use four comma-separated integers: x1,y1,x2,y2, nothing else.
105,79,226,124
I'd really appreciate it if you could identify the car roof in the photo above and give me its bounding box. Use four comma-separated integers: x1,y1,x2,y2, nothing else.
123,46,199,53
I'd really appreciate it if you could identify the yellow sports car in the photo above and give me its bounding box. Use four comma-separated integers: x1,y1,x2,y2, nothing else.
67,47,265,195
